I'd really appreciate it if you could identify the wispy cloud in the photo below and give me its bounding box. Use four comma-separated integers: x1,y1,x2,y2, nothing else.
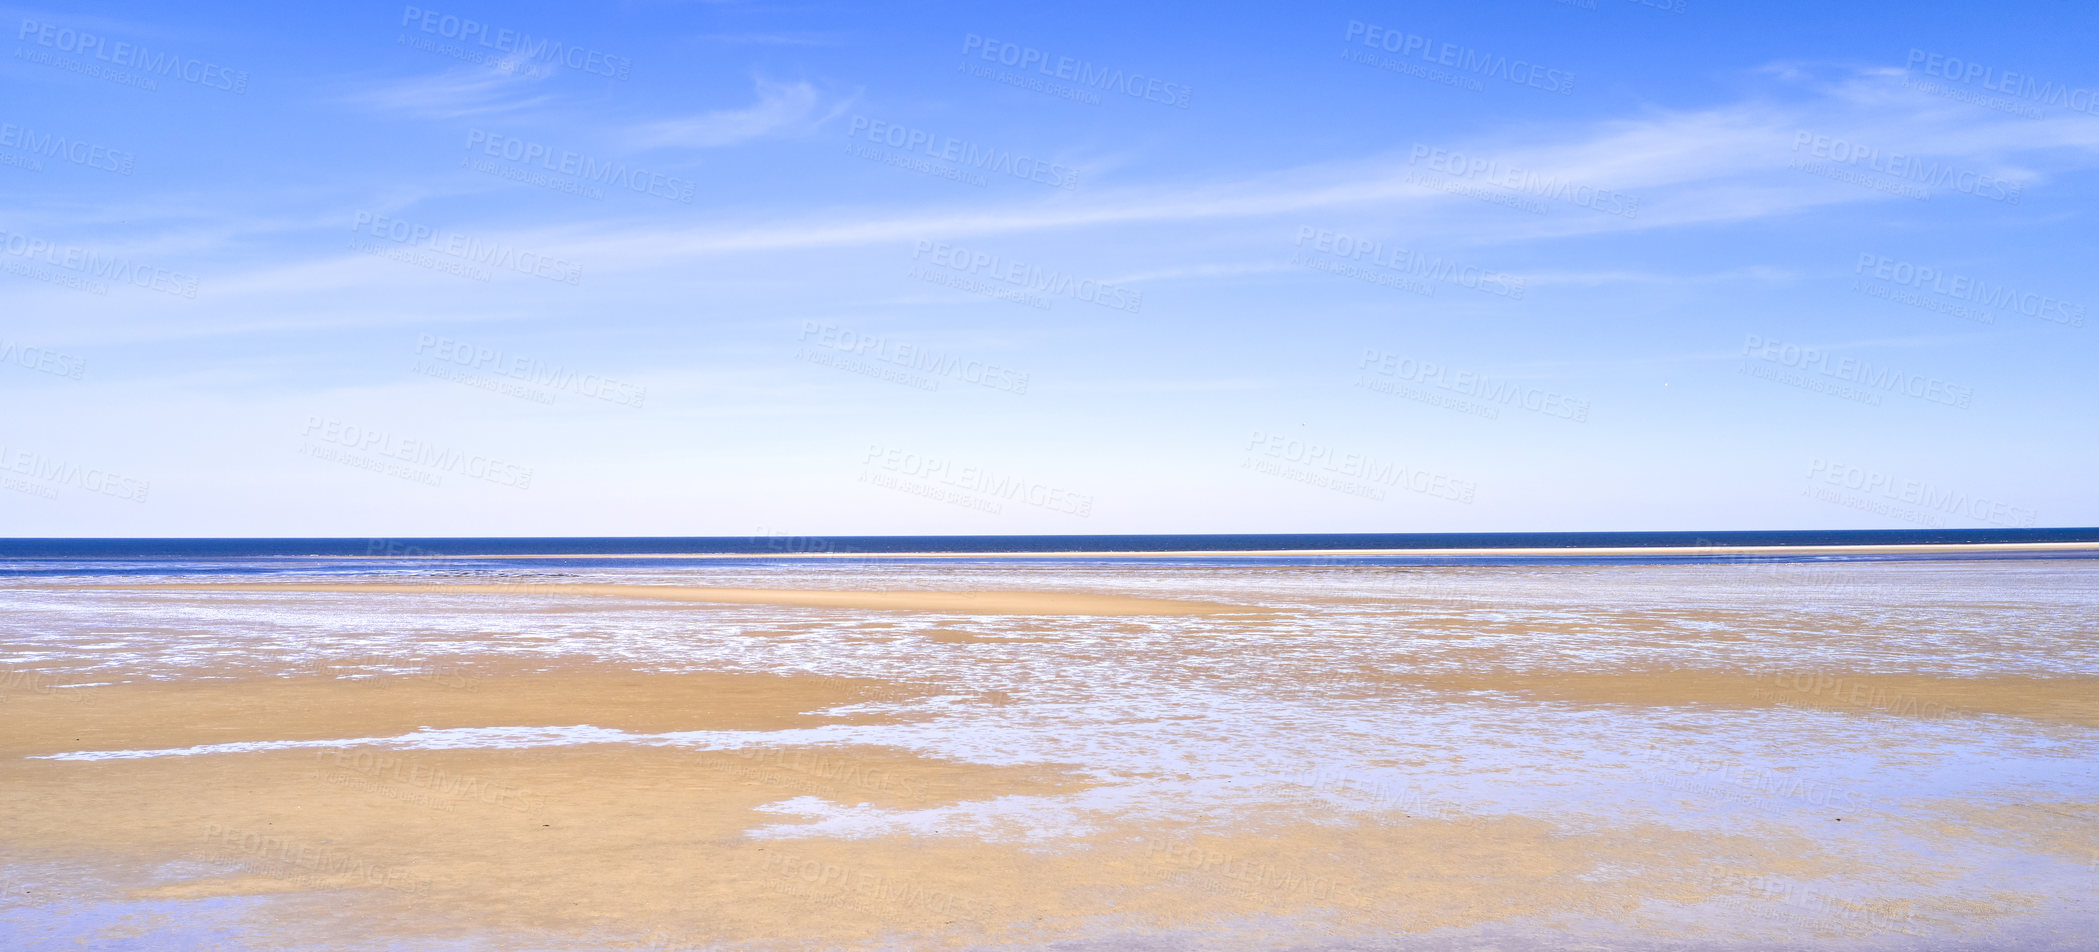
551,65,2099,269
631,77,854,149
1519,266,1803,288
339,65,552,120
45,62,2099,329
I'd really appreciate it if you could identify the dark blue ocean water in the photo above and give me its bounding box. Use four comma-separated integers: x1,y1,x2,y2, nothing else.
0,529,2095,577
2,528,2097,558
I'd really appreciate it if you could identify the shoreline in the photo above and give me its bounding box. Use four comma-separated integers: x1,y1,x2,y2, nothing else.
302,541,2099,559
59,582,1253,615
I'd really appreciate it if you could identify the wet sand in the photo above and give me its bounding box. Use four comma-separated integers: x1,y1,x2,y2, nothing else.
1330,668,2099,727
4,563,2096,949
0,671,930,759
80,581,1251,616
0,669,1883,948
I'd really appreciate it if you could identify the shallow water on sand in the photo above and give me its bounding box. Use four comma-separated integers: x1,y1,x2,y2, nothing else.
3,558,2095,949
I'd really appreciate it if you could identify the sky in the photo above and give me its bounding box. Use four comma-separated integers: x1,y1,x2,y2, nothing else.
2,0,2096,537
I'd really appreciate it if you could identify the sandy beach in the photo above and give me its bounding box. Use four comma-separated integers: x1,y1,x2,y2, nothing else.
4,558,2095,949
81,581,1253,616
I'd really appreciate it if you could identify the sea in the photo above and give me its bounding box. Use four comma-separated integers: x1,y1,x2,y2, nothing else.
1,527,2096,578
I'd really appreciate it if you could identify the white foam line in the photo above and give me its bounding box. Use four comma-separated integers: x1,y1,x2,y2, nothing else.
35,733,407,761
28,723,890,762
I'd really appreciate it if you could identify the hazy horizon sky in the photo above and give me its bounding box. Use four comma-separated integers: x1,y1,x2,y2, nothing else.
3,0,2096,537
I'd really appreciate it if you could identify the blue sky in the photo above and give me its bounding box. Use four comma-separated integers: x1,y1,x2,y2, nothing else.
2,0,2095,536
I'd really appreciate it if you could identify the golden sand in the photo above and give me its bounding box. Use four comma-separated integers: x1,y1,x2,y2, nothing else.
0,671,926,759
1322,669,2099,727
5,570,2088,947
0,672,1873,949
